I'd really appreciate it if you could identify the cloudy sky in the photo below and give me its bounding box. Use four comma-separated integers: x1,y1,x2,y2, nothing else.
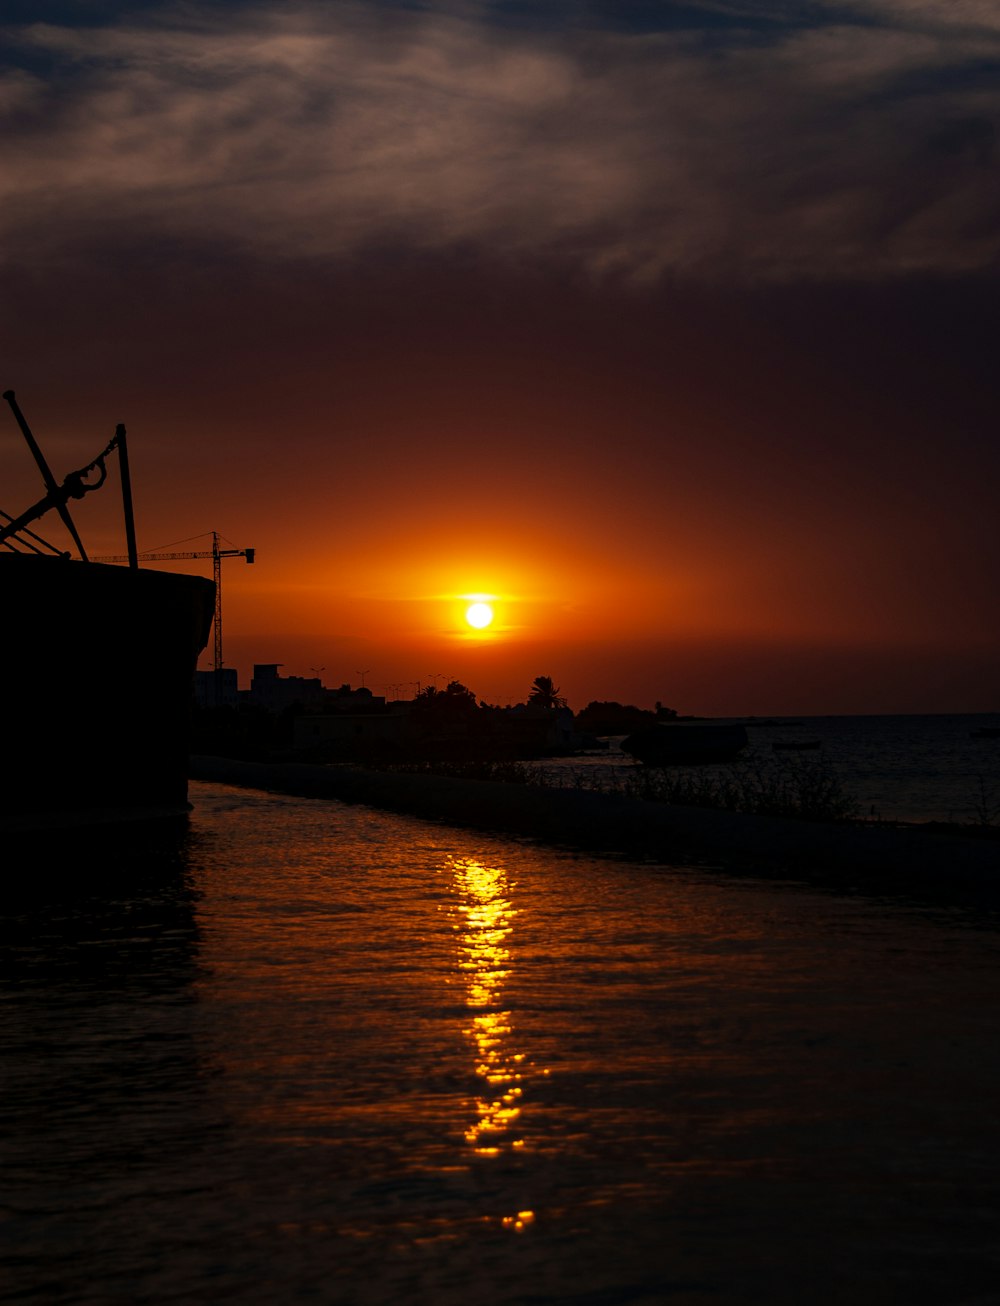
3,0,998,713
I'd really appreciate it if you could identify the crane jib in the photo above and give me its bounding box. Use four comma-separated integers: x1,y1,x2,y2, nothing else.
90,536,254,698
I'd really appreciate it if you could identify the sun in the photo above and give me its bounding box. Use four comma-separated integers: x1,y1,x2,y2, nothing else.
465,601,494,630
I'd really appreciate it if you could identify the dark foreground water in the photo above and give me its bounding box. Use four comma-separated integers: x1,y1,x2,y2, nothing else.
4,782,1000,1304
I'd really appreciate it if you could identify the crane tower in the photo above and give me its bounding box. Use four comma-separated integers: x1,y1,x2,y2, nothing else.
95,531,255,698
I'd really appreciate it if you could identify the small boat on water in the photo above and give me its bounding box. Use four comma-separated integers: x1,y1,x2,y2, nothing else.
970,727,1000,740
1,390,215,827
621,723,749,766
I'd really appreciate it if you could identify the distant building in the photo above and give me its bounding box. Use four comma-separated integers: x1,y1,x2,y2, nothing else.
323,683,387,712
249,663,326,711
248,665,386,714
195,668,239,708
495,704,579,753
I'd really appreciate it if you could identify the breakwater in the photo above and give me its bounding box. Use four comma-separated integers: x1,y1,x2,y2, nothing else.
190,755,1000,903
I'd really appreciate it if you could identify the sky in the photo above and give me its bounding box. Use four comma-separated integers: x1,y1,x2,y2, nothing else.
2,0,999,715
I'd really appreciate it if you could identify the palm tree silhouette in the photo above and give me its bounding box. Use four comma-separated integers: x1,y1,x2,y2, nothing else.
527,675,566,709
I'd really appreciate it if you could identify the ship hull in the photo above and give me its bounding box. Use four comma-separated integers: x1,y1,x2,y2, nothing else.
1,555,215,823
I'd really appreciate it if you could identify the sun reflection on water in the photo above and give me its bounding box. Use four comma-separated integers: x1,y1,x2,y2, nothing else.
450,857,534,1161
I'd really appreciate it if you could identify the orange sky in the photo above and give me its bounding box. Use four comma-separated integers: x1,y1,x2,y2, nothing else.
3,5,999,716
6,275,995,719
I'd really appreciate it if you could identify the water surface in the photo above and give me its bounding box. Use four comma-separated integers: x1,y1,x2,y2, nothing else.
4,782,999,1303
544,713,1000,824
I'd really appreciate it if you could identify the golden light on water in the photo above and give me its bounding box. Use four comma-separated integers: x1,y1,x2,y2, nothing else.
502,1210,536,1231
450,857,530,1158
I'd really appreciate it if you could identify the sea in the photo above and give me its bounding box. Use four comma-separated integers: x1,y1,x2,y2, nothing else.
3,714,1000,1305
542,712,1000,826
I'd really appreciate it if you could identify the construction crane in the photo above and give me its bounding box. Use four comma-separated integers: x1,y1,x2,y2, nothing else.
96,531,255,697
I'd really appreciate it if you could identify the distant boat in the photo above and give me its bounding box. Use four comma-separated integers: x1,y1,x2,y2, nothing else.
970,727,1000,739
772,739,822,751
621,723,749,766
1,390,215,828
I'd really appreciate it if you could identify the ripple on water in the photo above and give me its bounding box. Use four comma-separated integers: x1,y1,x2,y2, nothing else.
3,781,1000,1304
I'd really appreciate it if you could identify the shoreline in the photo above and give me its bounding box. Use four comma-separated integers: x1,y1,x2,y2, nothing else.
190,755,1000,906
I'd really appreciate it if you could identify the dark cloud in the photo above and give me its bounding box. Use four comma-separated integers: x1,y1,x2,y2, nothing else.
2,1,999,281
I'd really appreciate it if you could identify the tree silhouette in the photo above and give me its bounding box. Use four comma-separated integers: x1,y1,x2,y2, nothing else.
527,675,566,709
412,680,478,717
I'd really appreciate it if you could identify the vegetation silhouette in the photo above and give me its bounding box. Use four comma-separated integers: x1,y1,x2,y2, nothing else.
411,680,479,720
527,675,566,709
193,673,582,765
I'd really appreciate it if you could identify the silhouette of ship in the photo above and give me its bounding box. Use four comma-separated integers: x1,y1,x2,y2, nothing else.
1,391,215,827
621,723,749,765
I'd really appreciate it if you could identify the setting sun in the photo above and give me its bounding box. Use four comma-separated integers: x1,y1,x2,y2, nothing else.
465,601,494,630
